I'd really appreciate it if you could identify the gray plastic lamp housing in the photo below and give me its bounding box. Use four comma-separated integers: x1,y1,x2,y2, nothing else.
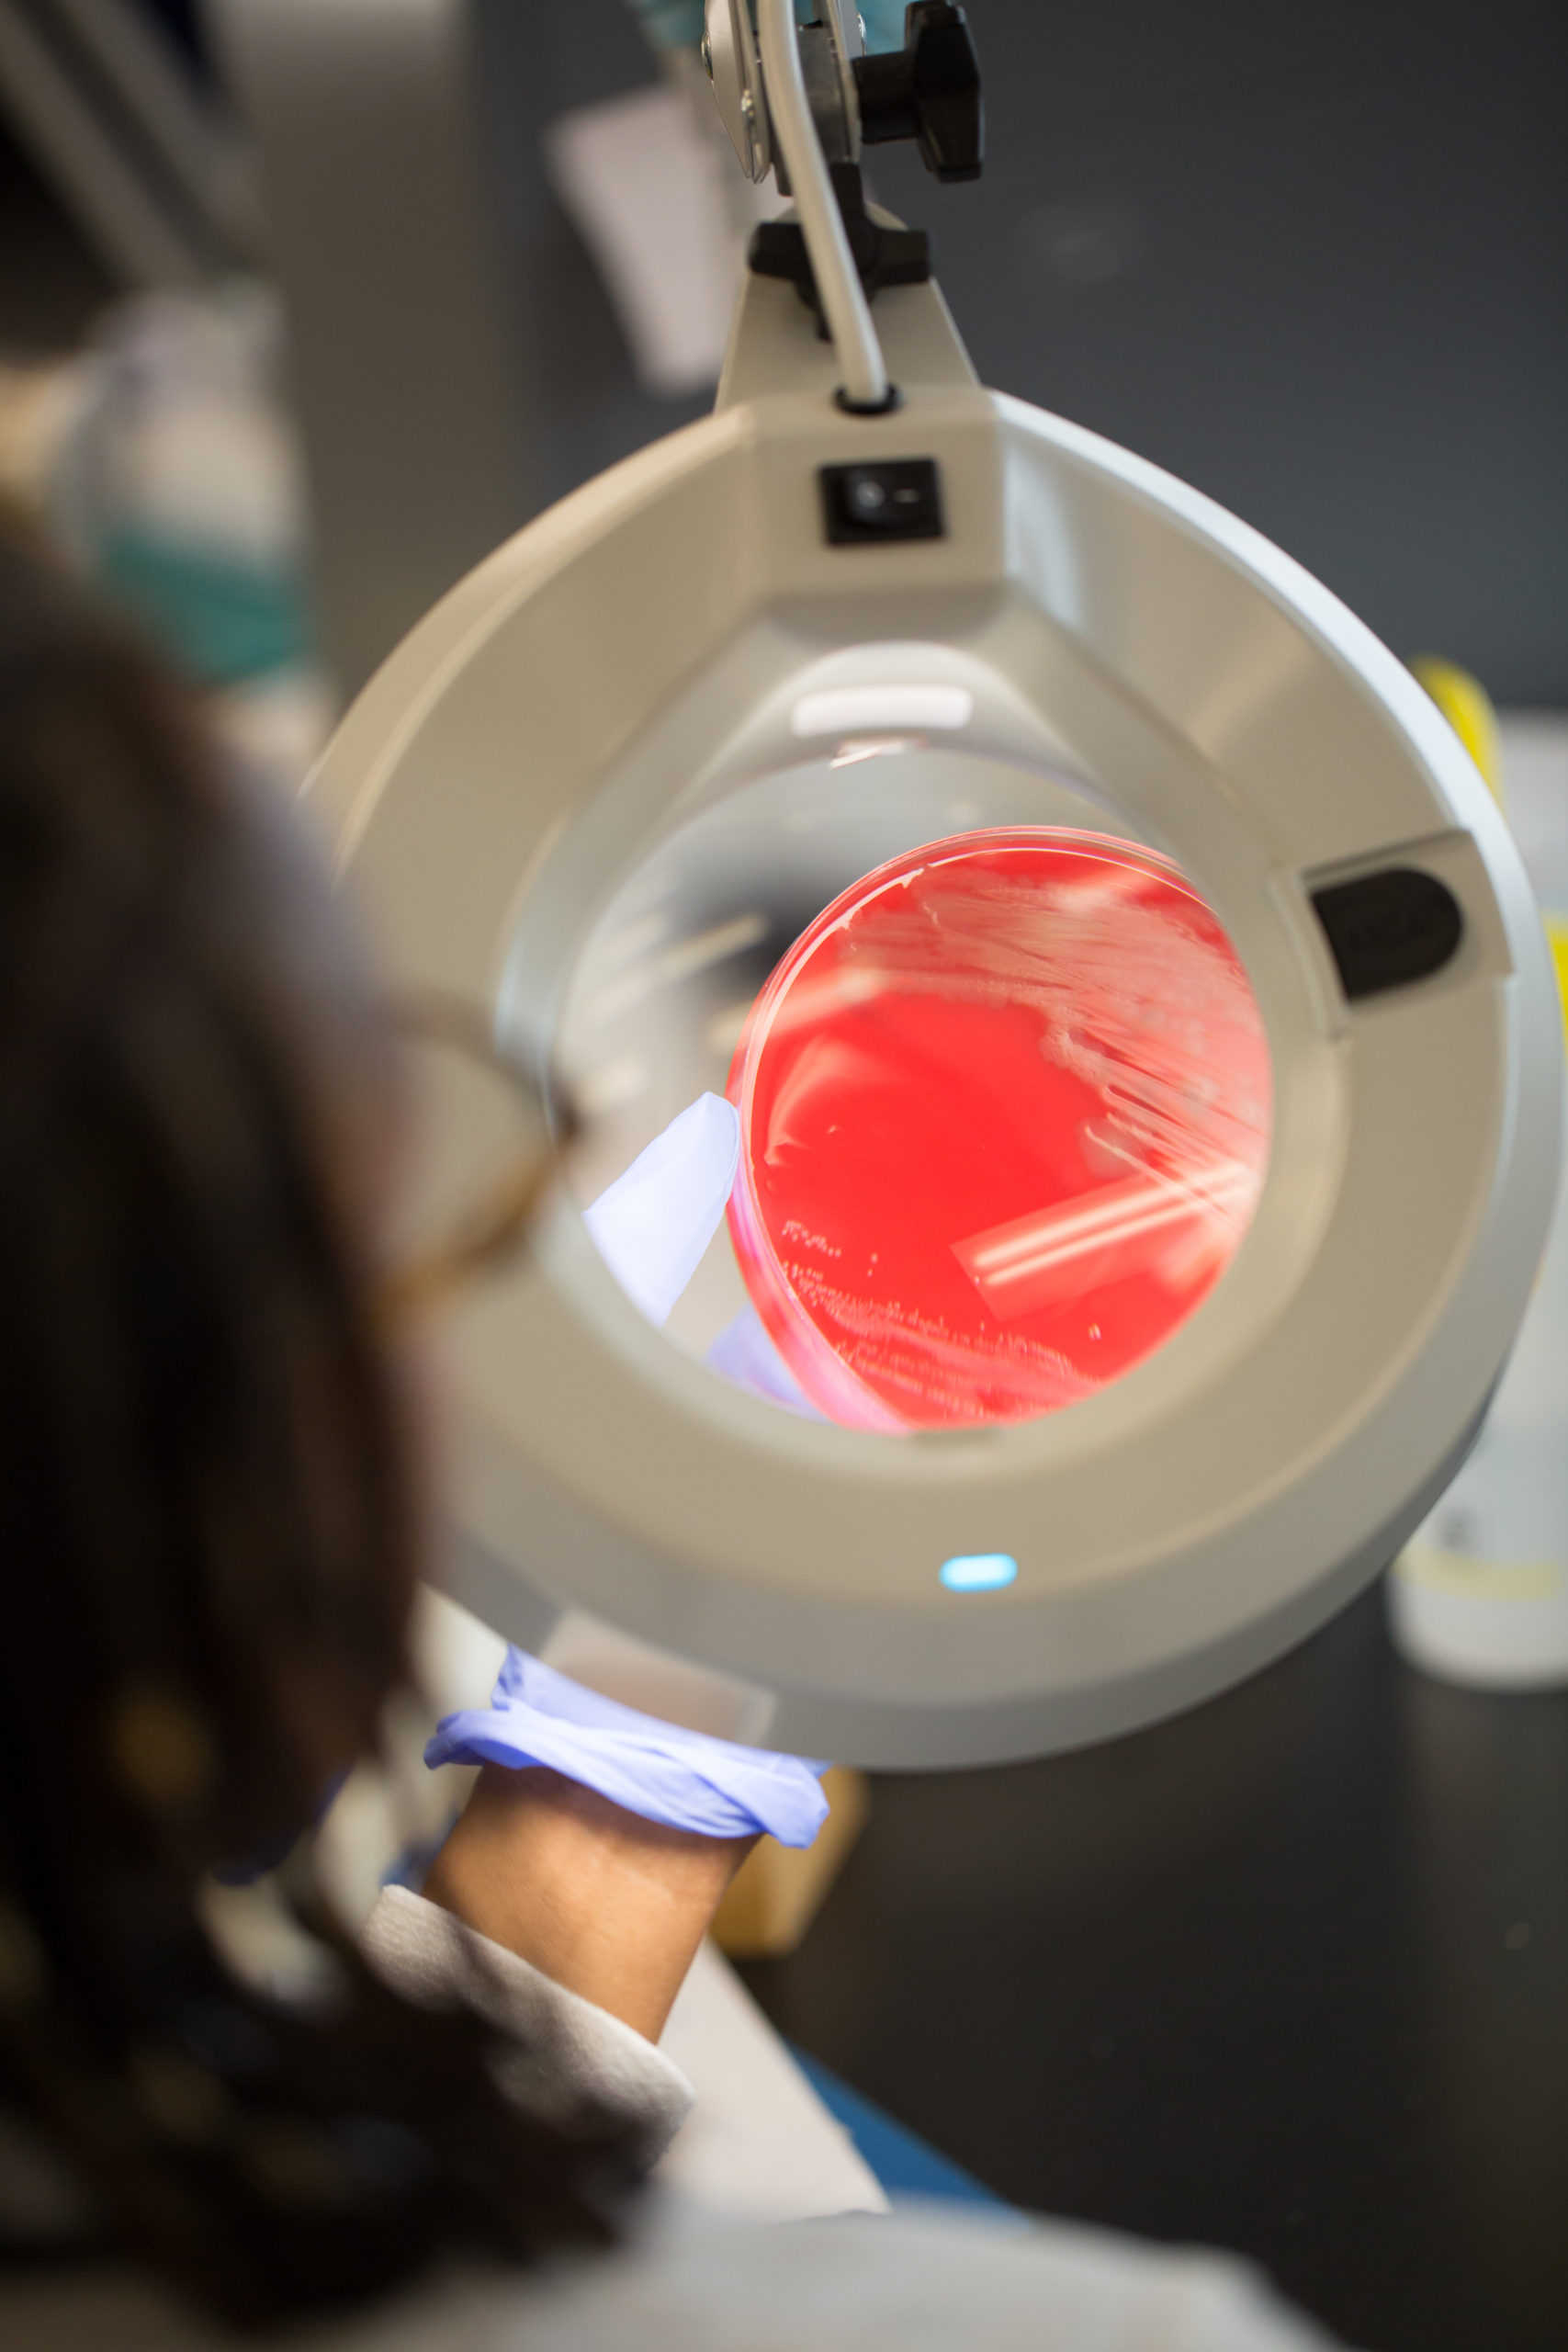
309,265,1562,1770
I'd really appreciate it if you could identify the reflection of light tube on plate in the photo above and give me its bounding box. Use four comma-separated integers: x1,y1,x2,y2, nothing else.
954,1159,1261,1319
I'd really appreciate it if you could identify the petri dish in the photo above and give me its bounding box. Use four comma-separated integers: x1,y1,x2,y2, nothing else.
724,827,1272,1431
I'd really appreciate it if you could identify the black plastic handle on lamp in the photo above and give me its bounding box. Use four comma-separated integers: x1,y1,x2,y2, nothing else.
852,2,984,183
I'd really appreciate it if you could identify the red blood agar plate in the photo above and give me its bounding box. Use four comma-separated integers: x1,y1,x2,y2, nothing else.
726,828,1272,1431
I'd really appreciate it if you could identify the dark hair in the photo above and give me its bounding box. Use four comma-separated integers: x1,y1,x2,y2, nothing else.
0,532,633,2326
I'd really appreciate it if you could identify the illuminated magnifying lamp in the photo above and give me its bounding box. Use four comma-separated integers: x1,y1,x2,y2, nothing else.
310,1,1561,1766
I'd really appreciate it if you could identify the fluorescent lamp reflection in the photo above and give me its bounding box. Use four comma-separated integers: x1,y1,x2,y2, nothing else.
953,1159,1258,1320
793,684,974,737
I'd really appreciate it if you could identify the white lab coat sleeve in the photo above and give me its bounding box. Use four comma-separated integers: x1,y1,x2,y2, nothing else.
358,1885,694,2168
513,2205,1356,2352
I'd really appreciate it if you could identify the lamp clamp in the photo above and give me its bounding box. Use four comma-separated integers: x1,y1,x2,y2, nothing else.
704,3,984,199
706,4,980,326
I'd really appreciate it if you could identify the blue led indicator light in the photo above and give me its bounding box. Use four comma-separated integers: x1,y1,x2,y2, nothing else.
940,1553,1019,1594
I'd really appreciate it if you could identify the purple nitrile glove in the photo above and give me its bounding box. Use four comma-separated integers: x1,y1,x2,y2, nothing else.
426,1650,829,1847
426,1097,830,1844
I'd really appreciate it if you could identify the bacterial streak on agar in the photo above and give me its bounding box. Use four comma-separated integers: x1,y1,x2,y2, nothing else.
726,828,1272,1432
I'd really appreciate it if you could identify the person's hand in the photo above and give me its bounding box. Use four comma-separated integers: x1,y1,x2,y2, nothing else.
422,1097,831,2035
421,1644,829,2039
427,1648,829,1848
421,1758,758,2041
518,1091,829,1837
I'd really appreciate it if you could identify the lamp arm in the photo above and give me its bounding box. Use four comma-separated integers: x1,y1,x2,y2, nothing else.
755,0,891,411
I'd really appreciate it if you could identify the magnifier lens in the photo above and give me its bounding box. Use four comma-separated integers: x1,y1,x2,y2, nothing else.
727,828,1271,1430
382,1003,554,1317
558,752,1270,1432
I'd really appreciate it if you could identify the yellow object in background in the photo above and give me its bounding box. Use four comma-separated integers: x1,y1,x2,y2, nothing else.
713,1767,869,1959
1411,654,1505,806
1390,660,1568,1688
1412,657,1565,1046
1549,917,1568,1053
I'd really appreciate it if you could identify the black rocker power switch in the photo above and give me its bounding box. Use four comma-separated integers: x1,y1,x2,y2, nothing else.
820,459,946,546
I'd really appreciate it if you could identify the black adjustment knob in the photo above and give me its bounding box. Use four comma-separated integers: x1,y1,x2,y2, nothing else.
852,3,984,184
750,162,931,316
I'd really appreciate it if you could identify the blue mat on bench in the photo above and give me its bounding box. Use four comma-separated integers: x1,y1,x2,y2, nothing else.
790,2048,1013,2211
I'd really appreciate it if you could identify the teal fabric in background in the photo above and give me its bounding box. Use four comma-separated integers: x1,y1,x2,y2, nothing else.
626,2,908,54
857,1,908,49
96,527,313,687
626,0,706,44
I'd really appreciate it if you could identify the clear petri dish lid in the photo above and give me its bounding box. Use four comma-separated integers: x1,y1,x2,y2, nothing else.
723,826,1272,1431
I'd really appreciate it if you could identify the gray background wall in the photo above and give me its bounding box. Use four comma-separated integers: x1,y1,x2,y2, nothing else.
3,1,1563,695
513,0,1568,702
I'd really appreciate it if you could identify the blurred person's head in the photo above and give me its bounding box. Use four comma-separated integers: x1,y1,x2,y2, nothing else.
0,530,628,2325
